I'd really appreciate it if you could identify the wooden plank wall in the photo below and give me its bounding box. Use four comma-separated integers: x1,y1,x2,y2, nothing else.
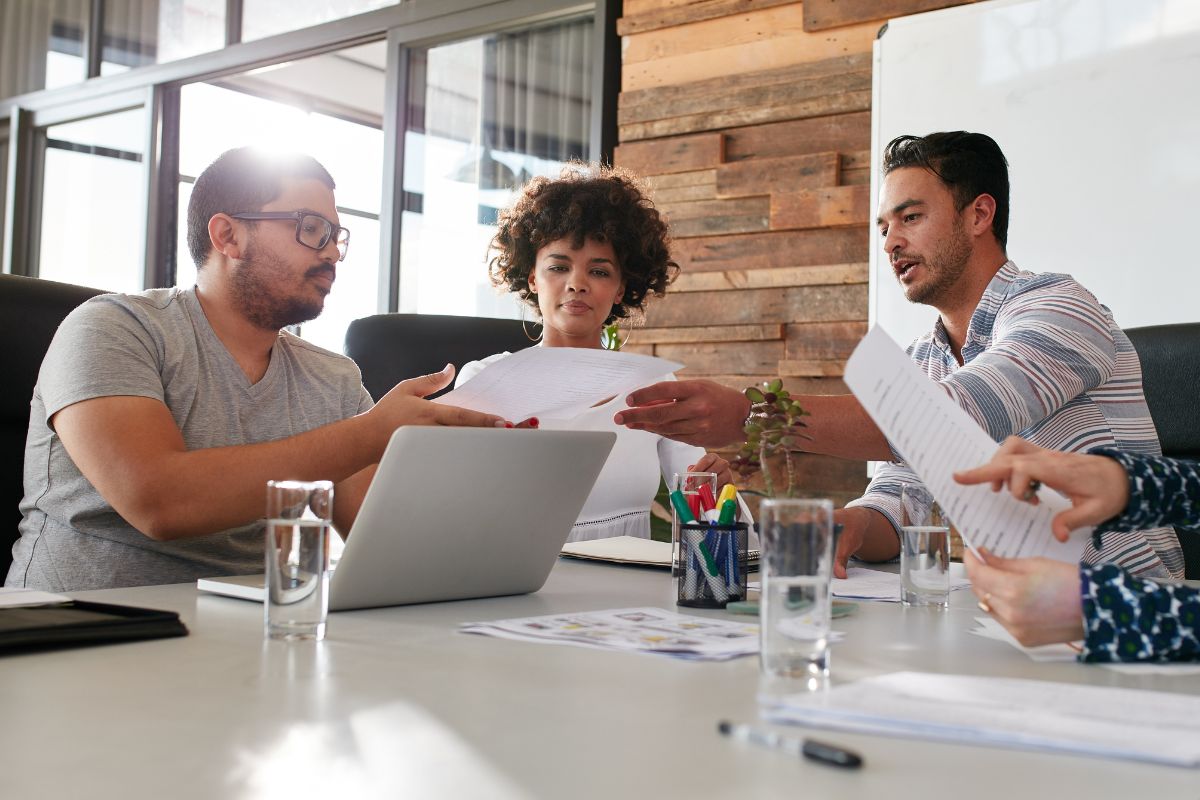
614,0,976,505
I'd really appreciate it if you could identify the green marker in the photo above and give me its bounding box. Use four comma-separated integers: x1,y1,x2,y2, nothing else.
717,498,737,525
669,489,696,524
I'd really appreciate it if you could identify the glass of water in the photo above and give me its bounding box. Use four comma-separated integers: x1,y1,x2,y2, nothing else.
265,480,334,641
899,483,951,608
758,498,834,691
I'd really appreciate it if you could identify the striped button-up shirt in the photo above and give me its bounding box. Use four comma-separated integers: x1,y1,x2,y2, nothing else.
848,261,1184,579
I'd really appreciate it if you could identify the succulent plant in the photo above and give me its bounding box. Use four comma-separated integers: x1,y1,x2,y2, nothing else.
731,378,812,497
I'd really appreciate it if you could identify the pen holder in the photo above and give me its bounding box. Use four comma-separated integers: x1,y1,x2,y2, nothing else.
676,522,749,609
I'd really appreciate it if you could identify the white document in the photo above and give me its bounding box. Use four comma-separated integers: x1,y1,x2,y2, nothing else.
0,588,71,608
763,671,1200,767
831,565,971,603
461,606,758,661
843,327,1086,562
437,347,682,422
969,616,1200,674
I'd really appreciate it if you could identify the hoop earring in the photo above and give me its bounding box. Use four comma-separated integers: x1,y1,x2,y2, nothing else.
602,318,632,351
520,305,543,343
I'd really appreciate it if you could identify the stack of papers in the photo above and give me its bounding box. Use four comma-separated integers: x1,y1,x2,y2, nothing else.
461,607,759,661
763,671,1200,767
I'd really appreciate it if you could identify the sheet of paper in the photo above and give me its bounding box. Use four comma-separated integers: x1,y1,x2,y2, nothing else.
843,327,1086,562
833,565,971,602
437,347,682,422
969,616,1200,673
763,670,1200,767
968,616,1079,662
461,606,758,661
0,588,71,608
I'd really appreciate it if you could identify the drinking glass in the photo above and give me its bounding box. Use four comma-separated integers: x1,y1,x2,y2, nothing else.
758,498,834,690
899,483,951,608
265,480,334,641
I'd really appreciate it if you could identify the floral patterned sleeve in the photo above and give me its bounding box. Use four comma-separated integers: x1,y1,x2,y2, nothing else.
1079,563,1200,662
1089,449,1200,535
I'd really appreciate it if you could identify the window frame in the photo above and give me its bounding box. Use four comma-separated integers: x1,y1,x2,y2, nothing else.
0,0,620,316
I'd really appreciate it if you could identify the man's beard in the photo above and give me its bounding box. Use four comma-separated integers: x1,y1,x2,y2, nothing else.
900,217,972,307
230,241,329,331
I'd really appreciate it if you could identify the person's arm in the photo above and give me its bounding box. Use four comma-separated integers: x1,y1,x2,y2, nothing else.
52,367,505,542
617,381,891,459
1088,449,1200,534
1079,563,1200,662
937,277,1118,441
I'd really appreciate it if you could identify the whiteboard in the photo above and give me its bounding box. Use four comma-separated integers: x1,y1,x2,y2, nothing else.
870,0,1200,346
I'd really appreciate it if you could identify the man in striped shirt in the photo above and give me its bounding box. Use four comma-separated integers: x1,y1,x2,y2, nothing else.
617,131,1183,580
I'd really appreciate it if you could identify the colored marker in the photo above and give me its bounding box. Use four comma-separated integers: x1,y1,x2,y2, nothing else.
697,483,717,513
670,490,697,524
717,498,737,525
717,484,738,508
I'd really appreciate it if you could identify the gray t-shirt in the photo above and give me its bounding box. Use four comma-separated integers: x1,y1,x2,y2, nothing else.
7,287,373,591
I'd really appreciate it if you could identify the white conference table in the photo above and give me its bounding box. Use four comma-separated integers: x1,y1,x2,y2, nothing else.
4,559,1198,800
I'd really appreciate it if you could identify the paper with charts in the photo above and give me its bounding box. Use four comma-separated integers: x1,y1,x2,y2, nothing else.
460,607,758,661
843,326,1086,562
437,347,682,422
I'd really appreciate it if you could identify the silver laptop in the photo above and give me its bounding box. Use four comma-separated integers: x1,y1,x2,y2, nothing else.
198,427,615,610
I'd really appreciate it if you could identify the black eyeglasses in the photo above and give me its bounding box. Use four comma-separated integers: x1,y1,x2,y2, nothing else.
231,211,351,262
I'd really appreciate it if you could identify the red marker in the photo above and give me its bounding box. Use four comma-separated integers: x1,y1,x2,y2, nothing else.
687,494,702,520
698,484,717,513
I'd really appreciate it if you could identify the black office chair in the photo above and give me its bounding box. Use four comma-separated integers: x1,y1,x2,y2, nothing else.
1126,323,1200,579
1,274,107,579
344,313,535,402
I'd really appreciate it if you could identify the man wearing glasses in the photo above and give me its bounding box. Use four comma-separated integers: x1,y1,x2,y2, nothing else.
8,147,508,592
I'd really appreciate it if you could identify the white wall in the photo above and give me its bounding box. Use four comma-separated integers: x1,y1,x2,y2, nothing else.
870,0,1200,346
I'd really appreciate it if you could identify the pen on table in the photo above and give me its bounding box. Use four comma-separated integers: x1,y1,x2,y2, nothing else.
717,721,863,769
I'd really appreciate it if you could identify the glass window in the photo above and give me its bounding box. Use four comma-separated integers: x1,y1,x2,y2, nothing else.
0,132,8,263
0,0,89,97
400,17,593,319
241,0,398,43
177,41,386,353
38,107,147,292
101,0,226,76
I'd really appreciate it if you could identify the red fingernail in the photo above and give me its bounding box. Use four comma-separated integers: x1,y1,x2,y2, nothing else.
505,422,514,429
529,417,539,427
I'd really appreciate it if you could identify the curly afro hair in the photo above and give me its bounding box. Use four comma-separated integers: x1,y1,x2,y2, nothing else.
489,162,678,325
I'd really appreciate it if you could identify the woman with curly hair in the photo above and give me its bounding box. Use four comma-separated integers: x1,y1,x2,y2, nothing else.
456,163,738,543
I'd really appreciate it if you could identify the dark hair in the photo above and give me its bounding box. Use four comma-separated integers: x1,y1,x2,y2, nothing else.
489,163,678,324
882,131,1010,249
186,147,336,268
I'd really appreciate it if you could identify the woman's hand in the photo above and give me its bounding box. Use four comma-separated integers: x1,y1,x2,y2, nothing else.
690,452,733,490
965,548,1084,647
953,436,1129,541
